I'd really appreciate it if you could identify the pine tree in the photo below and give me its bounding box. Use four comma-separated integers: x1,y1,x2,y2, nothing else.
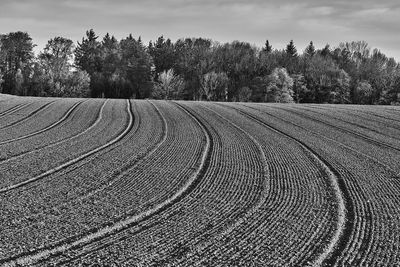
262,40,272,53
320,44,331,58
74,29,103,97
305,41,316,57
74,29,101,76
286,40,297,57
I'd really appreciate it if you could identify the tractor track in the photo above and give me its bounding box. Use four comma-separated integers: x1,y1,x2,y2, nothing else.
0,100,212,267
0,99,133,194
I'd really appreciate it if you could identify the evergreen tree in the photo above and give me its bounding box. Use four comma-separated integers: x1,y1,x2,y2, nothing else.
320,44,331,58
120,34,153,98
75,29,103,97
100,33,121,97
148,35,176,79
305,41,316,57
286,40,298,57
262,40,272,53
75,29,102,76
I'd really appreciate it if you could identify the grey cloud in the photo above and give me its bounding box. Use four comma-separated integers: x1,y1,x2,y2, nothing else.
0,0,398,60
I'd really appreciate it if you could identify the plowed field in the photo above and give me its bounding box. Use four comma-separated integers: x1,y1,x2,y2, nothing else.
1,94,399,266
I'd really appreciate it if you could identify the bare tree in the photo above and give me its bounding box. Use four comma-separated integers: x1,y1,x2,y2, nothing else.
152,69,184,99
200,71,228,101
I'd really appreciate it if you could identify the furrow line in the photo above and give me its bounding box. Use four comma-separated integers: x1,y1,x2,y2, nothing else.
44,100,203,265
0,100,107,166
1,100,212,267
0,99,131,194
227,106,348,266
239,104,399,176
71,99,167,204
294,105,400,138
276,105,400,152
0,100,57,130
201,104,336,264
0,103,29,117
304,105,400,125
0,100,85,145
171,102,269,262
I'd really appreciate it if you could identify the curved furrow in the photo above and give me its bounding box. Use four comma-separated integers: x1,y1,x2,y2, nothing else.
8,100,163,223
230,103,400,266
0,99,130,235
221,104,347,266
0,100,163,261
294,105,400,139
249,103,400,173
0,100,84,145
166,102,269,263
239,103,399,176
0,100,107,165
0,100,57,130
378,106,400,114
52,101,211,265
51,101,265,267
0,100,212,267
275,105,400,151
0,99,132,194
0,103,30,117
304,104,400,125
0,99,105,163
170,103,332,266
67,100,167,205
135,102,266,266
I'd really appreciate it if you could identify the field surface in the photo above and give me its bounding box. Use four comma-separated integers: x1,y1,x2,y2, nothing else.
0,94,399,266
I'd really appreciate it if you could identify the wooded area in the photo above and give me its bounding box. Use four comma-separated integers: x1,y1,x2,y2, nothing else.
0,30,399,104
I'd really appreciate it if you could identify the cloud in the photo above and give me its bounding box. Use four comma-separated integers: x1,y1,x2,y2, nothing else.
0,0,399,60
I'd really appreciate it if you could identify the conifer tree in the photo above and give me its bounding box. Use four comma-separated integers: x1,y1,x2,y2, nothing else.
286,40,298,57
305,41,316,57
74,29,102,76
262,40,272,53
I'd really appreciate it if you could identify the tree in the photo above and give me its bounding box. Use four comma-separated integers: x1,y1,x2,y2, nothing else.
266,67,294,103
148,35,176,80
27,36,91,97
15,68,24,95
75,29,102,75
291,74,308,103
305,54,341,103
286,40,298,57
320,44,331,58
213,41,259,100
120,34,153,98
284,40,299,73
0,71,4,93
173,38,214,100
305,41,316,57
238,86,252,102
0,31,35,95
355,80,373,104
331,69,351,103
38,37,74,96
354,80,373,104
75,29,103,97
100,33,122,98
64,70,91,97
152,69,184,99
262,40,272,53
200,71,229,101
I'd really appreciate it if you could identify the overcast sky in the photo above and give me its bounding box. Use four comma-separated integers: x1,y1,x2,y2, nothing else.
0,0,399,60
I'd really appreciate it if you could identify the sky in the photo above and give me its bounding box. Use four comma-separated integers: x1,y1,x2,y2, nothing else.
0,0,399,60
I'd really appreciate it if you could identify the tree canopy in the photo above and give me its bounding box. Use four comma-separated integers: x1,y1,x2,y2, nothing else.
0,30,399,104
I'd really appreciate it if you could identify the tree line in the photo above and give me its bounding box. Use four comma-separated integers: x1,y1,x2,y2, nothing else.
1,30,399,104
